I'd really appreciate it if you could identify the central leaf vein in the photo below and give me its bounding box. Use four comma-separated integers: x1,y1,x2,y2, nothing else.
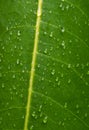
24,0,43,130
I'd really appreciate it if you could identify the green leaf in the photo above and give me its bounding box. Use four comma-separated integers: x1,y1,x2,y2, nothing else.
0,0,89,130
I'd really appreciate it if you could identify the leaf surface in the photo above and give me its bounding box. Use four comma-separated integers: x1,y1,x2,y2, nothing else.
0,0,89,130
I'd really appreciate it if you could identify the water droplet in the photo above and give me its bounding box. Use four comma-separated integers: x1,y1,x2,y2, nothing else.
2,83,5,88
17,30,21,36
12,74,16,79
61,27,65,33
10,31,12,35
44,31,47,35
64,102,67,108
44,49,48,54
87,71,89,75
58,81,61,86
43,116,48,124
16,59,20,64
68,79,71,84
76,104,79,109
56,77,59,82
37,64,40,68
85,113,88,117
30,125,34,130
68,64,71,69
58,121,62,125
61,41,65,49
51,69,55,75
49,32,53,38
38,105,42,112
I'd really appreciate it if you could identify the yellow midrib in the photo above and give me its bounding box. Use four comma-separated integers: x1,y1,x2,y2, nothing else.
24,0,43,130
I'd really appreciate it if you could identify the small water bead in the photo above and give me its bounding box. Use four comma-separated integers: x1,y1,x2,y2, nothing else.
37,64,40,68
68,64,71,69
68,79,71,84
13,85,16,90
50,47,53,51
58,81,61,86
0,119,2,125
40,112,43,117
61,41,66,49
62,122,65,126
61,73,64,78
38,105,42,112
82,91,85,95
85,82,88,86
56,77,59,82
20,93,23,98
77,110,79,114
13,123,16,128
76,104,79,109
0,58,2,63
49,10,52,14
0,73,2,78
17,30,21,36
12,74,16,79
61,64,64,68
64,102,67,108
6,26,9,31
45,91,48,95
22,115,25,119
51,69,55,75
41,77,44,81
66,5,69,10
61,27,65,33
2,83,5,88
58,121,62,126
87,71,89,75
69,50,72,54
85,113,88,117
43,116,48,124
10,31,12,35
49,32,53,38
76,63,79,68
44,48,48,54
32,111,36,117
16,59,20,64
30,125,34,130
44,31,47,35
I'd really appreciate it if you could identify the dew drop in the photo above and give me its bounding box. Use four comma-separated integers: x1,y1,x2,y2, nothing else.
43,116,48,124
38,105,42,112
51,69,55,75
61,41,65,49
87,71,89,75
17,30,21,36
16,59,20,64
30,125,34,130
58,121,62,126
61,27,65,33
44,48,48,54
56,77,59,82
64,102,67,108
68,64,71,69
85,113,88,117
58,81,61,86
68,79,71,84
2,83,5,88
49,32,53,38
76,104,79,109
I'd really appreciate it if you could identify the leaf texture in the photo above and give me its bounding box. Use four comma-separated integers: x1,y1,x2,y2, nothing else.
0,0,89,130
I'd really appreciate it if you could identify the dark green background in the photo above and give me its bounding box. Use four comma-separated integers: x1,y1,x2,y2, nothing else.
0,0,89,130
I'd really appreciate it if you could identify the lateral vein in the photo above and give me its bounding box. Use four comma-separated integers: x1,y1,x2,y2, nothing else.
24,0,43,130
